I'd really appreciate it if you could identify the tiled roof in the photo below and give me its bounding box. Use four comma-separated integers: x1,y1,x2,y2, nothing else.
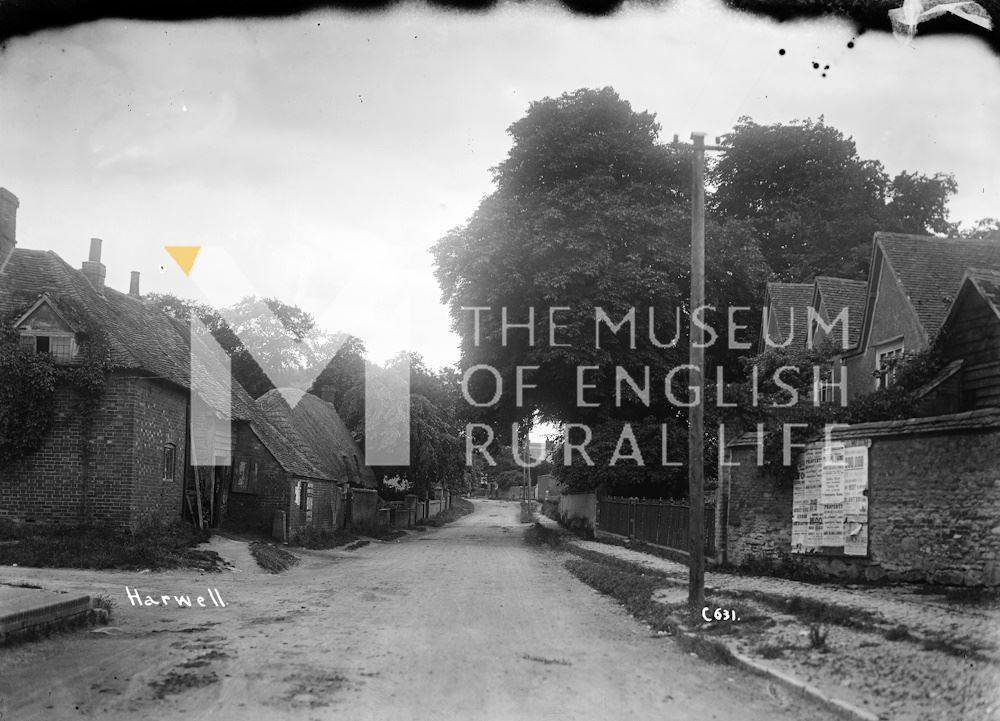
0,246,258,421
257,389,376,487
877,233,1000,338
814,276,866,348
961,268,1000,321
765,282,813,346
252,394,332,481
727,407,1000,446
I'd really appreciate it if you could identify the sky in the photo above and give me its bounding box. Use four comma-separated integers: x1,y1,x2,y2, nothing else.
1,0,998,375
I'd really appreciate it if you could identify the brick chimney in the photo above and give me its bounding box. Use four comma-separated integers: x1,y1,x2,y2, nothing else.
81,237,106,293
129,271,141,298
0,187,18,267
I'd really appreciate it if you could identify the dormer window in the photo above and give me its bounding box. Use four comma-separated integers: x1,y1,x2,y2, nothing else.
19,333,77,363
14,295,79,365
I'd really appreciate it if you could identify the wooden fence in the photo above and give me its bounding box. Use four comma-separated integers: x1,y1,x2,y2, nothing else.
596,497,714,556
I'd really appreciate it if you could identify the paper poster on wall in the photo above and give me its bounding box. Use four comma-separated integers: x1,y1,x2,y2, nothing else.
843,514,868,556
821,443,845,504
791,439,869,555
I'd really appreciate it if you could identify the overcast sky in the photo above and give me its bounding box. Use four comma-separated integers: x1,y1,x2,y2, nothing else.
1,0,997,370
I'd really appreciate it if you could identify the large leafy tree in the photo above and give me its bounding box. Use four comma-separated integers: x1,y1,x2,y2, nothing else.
711,117,889,282
434,88,769,432
712,118,959,281
336,352,468,495
433,88,774,496
147,293,274,398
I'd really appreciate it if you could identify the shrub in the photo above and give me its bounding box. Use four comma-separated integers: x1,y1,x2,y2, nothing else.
808,623,829,649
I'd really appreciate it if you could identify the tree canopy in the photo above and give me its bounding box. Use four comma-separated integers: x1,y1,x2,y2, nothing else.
433,89,964,496
711,117,959,281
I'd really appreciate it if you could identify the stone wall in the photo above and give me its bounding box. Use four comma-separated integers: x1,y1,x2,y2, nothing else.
718,413,1000,586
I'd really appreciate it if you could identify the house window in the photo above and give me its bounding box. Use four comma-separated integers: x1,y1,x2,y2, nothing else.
298,481,313,523
876,343,904,390
233,460,250,491
163,444,176,482
19,333,76,364
819,363,837,404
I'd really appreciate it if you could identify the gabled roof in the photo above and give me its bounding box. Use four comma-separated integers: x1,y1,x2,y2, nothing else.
948,267,1000,325
0,246,258,421
252,396,331,481
812,276,866,349
876,233,1000,339
763,282,813,346
257,389,377,487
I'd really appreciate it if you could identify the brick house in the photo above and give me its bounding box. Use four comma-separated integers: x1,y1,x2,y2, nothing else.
0,187,352,539
247,389,377,536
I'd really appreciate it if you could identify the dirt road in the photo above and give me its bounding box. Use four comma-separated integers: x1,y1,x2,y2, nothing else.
0,501,836,720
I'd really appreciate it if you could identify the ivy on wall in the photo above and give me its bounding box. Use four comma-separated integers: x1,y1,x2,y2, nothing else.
0,298,110,467
725,334,951,485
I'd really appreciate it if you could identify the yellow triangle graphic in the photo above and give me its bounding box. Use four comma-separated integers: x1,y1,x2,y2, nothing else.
165,246,201,276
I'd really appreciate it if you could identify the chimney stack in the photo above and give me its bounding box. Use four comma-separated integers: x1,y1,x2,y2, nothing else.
0,187,19,266
129,271,141,298
81,237,106,293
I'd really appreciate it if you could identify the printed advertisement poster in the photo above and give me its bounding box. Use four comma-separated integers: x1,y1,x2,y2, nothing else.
792,439,869,554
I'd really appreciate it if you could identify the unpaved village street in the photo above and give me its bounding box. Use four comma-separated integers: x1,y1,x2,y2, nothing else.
1,501,836,721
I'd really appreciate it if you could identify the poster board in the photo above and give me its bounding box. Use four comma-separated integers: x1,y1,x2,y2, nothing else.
791,439,869,555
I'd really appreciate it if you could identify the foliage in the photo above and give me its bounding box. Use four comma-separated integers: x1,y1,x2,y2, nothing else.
728,334,951,481
434,88,770,435
147,292,274,398
336,352,469,496
0,301,110,467
958,217,1000,240
288,526,359,549
712,117,958,281
0,515,219,570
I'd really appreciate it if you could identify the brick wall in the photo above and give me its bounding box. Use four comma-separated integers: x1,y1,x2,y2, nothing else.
222,422,291,535
718,422,1000,586
129,377,186,526
0,373,187,528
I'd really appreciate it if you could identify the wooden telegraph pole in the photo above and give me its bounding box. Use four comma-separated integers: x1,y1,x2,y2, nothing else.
671,131,726,616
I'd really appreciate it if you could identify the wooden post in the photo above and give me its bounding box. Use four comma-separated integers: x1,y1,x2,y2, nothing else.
192,466,205,530
688,132,706,614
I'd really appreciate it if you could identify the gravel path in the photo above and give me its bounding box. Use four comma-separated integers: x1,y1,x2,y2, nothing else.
556,526,1000,721
0,500,838,721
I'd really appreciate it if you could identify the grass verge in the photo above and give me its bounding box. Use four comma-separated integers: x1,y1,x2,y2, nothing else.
0,516,222,571
562,553,735,665
289,527,361,549
416,497,475,528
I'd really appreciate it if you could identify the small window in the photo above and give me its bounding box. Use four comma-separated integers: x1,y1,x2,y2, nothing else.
876,344,904,390
163,444,176,482
19,333,76,363
298,481,313,522
233,460,250,492
250,462,260,493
